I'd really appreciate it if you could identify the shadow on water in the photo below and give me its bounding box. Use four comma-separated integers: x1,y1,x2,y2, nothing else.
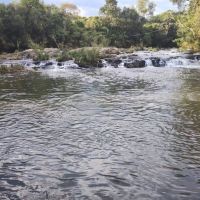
0,73,86,103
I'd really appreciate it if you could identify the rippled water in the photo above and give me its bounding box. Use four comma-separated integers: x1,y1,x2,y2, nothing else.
1,56,200,199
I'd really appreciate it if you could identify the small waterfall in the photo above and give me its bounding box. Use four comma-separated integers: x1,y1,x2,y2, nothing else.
1,50,200,70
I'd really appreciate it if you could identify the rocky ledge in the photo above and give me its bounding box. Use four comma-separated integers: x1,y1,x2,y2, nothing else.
1,48,200,70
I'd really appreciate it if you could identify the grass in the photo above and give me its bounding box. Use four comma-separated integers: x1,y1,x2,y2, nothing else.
56,48,101,67
33,50,49,61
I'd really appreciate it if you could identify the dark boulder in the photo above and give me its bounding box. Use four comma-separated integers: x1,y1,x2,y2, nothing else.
41,62,54,69
104,58,122,68
97,60,104,68
150,57,166,67
185,54,200,60
57,62,63,66
33,61,40,65
124,60,146,68
44,62,53,66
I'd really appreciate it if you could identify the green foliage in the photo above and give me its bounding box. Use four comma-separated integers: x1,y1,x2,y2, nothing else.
57,48,101,67
176,0,200,51
56,51,73,62
100,0,120,18
137,0,149,16
136,0,156,17
34,50,49,61
68,48,101,67
1,0,198,53
143,11,178,48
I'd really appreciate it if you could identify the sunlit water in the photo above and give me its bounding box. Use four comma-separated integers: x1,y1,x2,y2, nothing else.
1,51,200,200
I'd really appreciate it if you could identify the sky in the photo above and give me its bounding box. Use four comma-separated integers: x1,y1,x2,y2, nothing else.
0,0,177,16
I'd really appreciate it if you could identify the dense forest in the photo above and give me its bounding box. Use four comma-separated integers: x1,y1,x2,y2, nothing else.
0,0,199,53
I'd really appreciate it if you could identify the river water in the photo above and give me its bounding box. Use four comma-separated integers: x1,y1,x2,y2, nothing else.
0,51,200,199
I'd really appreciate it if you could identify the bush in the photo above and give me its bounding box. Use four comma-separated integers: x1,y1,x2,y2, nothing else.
57,48,101,67
68,48,100,67
56,51,73,62
34,50,49,61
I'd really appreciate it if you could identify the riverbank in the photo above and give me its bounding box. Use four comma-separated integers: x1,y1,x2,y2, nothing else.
0,47,139,61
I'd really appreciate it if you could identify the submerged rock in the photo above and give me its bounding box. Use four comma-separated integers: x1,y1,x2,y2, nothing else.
0,64,28,74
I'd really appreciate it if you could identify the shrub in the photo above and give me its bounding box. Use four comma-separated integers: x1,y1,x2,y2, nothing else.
34,50,49,61
56,51,73,62
56,48,101,67
68,48,100,67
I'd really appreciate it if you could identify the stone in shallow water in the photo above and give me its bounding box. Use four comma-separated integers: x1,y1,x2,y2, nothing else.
104,58,122,68
185,54,200,60
124,60,146,68
97,60,104,68
150,57,166,67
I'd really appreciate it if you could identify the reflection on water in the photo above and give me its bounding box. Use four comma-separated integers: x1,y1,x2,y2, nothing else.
0,67,200,200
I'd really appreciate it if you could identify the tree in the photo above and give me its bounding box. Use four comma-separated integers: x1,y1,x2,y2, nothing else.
19,0,42,8
147,1,156,17
144,11,178,48
136,0,156,17
137,0,148,16
61,3,80,15
100,0,120,18
170,0,187,10
176,0,200,51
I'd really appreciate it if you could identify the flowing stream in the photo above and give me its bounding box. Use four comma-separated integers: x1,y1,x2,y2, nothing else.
0,50,200,199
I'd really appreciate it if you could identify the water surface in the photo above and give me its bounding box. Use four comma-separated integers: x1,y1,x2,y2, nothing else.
0,54,200,199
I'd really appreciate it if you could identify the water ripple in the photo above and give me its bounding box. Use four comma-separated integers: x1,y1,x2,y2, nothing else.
0,65,200,199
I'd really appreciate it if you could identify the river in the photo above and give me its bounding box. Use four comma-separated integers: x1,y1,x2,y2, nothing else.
0,50,200,199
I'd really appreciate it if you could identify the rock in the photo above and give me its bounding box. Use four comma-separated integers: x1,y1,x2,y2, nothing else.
104,58,122,68
100,47,121,58
0,52,22,60
20,49,37,59
57,62,63,66
124,60,146,68
33,61,40,65
150,57,166,67
44,62,53,66
76,63,90,68
97,60,104,68
184,49,194,54
40,62,54,69
0,64,27,74
43,48,60,58
185,54,200,60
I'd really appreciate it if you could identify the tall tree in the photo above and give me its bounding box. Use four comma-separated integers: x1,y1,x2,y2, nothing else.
176,0,200,51
170,0,187,10
61,3,80,15
147,1,156,17
100,0,120,18
136,0,149,17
